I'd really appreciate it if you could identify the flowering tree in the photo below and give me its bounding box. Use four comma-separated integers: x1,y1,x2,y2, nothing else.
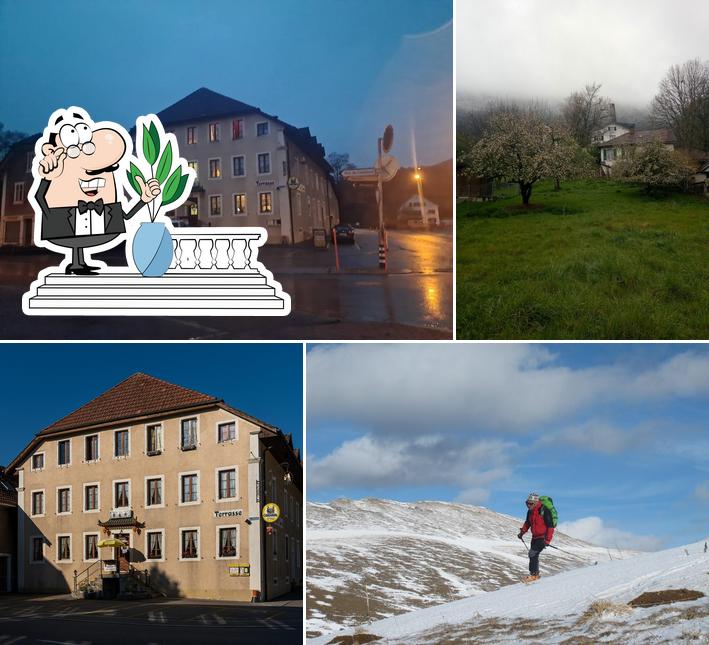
470,111,584,205
613,140,694,193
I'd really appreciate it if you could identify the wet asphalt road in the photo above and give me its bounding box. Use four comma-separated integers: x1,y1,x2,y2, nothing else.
0,595,301,644
0,229,452,340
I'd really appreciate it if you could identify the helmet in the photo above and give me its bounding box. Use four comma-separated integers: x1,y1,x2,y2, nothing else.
526,492,540,504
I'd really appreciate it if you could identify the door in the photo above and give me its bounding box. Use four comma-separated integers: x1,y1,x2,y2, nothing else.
116,533,131,572
22,218,33,246
0,556,9,592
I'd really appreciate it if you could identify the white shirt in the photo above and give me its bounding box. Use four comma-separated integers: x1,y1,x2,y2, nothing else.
74,205,106,236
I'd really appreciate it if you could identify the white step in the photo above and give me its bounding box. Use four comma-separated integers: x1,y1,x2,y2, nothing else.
35,285,276,297
44,271,268,286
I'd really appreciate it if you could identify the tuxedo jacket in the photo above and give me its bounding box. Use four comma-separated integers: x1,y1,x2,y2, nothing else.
35,179,143,241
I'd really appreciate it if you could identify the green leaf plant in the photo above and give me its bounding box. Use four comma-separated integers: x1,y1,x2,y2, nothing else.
126,119,192,222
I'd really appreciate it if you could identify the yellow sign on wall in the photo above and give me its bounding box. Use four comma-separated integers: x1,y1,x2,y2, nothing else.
262,502,281,523
228,563,250,577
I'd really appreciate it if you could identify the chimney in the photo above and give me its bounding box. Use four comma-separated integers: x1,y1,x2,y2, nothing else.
609,103,616,124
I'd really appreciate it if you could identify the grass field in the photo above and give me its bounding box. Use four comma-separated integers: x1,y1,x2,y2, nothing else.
456,179,709,339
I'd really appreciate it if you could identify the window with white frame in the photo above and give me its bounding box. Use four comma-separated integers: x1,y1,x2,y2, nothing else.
146,530,164,560
84,534,98,561
114,429,129,457
13,182,25,204
85,435,99,462
84,484,99,512
31,453,44,471
181,418,197,449
217,467,237,500
146,477,163,507
218,526,237,558
31,490,44,516
146,424,162,454
180,472,199,504
187,126,196,144
57,535,72,562
114,481,130,508
232,119,244,140
256,122,269,137
233,194,246,215
209,195,222,217
58,439,71,466
232,155,245,177
257,153,271,174
209,158,221,179
180,528,199,559
188,160,199,179
217,421,236,443
57,487,71,514
30,536,44,563
209,123,220,142
258,192,272,214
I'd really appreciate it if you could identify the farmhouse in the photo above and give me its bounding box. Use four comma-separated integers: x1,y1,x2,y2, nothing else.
597,128,676,175
7,373,302,601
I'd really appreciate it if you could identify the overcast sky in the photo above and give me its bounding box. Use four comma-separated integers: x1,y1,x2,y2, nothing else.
457,0,709,107
308,344,709,551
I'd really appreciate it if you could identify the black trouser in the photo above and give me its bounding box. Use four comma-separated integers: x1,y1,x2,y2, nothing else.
528,538,546,575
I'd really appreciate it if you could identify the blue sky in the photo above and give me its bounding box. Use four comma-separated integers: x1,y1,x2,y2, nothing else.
307,344,709,550
0,343,303,466
0,0,452,167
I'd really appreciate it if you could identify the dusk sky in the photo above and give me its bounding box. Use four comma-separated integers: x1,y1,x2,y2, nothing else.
0,0,452,167
308,344,709,551
457,0,709,107
0,343,303,467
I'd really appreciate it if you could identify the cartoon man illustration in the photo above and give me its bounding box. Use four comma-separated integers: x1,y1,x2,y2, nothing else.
32,108,161,274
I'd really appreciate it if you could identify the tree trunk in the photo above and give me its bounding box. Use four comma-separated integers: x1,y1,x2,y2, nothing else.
554,177,561,191
520,183,533,205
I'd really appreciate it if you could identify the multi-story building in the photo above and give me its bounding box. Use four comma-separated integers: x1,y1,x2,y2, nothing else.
156,87,340,243
7,372,302,601
0,87,339,247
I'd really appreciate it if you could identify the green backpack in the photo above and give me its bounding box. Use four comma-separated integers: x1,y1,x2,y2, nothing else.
539,496,558,527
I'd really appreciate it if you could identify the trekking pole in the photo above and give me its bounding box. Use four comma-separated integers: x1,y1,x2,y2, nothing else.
518,535,528,550
545,543,575,556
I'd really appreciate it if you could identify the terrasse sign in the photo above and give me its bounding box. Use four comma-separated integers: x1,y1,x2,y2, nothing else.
214,509,243,518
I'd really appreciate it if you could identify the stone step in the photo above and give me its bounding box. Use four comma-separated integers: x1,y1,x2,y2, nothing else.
27,295,286,311
43,271,269,285
35,284,277,297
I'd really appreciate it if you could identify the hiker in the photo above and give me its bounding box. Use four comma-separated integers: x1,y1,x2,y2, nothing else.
518,492,555,582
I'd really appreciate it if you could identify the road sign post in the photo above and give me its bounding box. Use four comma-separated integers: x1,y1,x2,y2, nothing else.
377,136,386,269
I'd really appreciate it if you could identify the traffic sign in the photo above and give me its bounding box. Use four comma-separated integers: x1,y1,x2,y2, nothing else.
375,153,400,182
342,167,379,183
382,125,394,153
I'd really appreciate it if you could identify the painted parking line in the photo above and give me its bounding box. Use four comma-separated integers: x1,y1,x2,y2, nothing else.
212,614,226,625
0,636,27,645
148,610,166,623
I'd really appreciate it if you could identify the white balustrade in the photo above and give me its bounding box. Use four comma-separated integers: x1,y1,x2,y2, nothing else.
169,229,266,272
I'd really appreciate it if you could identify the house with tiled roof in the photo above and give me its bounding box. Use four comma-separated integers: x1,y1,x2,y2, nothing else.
597,128,677,175
0,87,339,246
7,373,302,601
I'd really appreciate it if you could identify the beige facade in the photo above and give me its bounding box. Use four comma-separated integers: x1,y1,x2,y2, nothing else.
14,404,302,600
166,113,339,244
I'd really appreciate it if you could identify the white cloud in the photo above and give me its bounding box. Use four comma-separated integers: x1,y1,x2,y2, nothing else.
308,433,516,496
535,421,658,455
558,516,663,552
307,345,709,438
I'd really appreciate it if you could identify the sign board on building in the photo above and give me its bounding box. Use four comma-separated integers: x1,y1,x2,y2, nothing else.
228,563,251,577
103,562,117,572
214,509,243,518
342,167,379,183
256,179,276,186
261,503,281,523
287,177,300,189
313,228,328,249
109,509,132,520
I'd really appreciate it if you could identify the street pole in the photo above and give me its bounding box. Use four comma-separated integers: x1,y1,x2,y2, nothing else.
377,137,386,269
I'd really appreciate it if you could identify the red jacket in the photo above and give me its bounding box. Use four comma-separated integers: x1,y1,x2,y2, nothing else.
520,501,554,543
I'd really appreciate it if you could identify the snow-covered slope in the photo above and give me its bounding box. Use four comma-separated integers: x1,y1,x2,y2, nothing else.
307,498,634,637
310,540,709,644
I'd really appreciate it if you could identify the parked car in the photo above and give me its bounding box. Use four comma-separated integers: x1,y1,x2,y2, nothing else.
334,224,356,244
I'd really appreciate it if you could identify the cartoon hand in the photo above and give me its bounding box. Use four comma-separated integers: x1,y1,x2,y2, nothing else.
38,146,66,180
136,176,161,204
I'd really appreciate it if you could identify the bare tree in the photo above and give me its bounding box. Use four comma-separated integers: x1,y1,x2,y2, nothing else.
562,83,610,147
652,59,709,150
0,123,28,161
326,152,356,183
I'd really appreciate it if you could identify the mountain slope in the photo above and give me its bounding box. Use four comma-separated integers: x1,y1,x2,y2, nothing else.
310,540,709,644
307,498,633,637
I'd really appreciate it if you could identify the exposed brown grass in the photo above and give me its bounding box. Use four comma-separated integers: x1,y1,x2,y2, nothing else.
577,599,633,623
628,589,705,607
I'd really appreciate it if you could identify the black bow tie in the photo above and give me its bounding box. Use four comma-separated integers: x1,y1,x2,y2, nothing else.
78,199,104,214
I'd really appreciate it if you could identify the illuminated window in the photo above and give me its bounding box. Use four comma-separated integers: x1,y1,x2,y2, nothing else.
186,127,196,144
259,192,272,214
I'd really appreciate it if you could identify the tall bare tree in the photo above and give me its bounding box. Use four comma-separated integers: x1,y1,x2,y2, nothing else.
327,152,356,183
652,59,709,151
562,83,609,147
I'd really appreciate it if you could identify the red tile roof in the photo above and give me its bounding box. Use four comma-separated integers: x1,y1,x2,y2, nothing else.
39,373,220,436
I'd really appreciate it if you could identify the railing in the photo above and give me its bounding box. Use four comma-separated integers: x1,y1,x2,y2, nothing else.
127,564,167,598
73,560,101,595
169,229,267,272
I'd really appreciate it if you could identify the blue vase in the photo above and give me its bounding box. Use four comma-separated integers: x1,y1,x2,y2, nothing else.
131,222,173,277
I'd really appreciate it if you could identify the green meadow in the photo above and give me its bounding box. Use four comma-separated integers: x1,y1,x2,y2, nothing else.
457,180,709,339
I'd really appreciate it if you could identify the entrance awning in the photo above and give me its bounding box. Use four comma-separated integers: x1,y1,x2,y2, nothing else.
98,514,145,530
